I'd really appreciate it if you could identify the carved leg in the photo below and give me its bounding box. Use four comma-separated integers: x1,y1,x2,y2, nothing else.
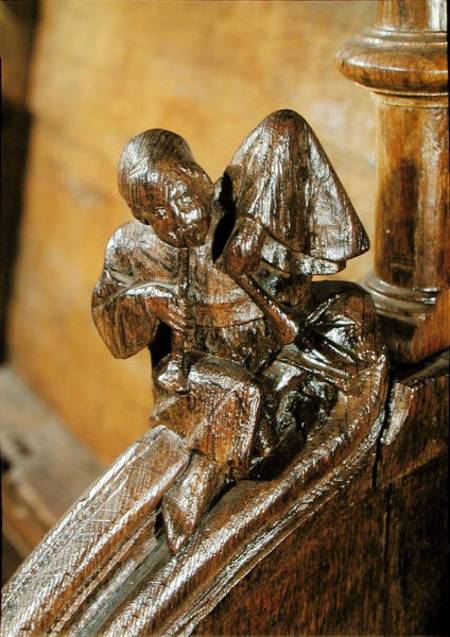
162,452,228,553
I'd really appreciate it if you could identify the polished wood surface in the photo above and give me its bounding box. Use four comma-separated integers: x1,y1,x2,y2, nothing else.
92,111,383,553
337,0,449,362
4,348,447,635
195,354,448,636
2,2,448,635
7,1,376,462
2,112,389,635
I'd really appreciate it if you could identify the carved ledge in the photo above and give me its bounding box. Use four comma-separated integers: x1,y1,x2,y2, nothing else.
2,356,388,636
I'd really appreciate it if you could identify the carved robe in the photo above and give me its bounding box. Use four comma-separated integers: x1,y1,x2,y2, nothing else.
93,218,381,478
224,109,369,269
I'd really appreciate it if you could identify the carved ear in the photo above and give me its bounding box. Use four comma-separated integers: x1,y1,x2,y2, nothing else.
304,124,369,263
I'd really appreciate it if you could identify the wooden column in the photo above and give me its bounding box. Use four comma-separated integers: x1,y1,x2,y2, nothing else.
337,0,449,363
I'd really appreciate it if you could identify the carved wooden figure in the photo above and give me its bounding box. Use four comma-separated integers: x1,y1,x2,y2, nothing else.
3,1,448,634
93,109,384,552
2,110,389,636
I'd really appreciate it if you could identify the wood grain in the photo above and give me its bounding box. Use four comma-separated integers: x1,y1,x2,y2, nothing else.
4,351,447,635
194,352,448,636
2,109,390,636
0,367,103,560
90,109,383,551
2,358,388,636
337,0,449,362
7,0,376,462
3,3,447,635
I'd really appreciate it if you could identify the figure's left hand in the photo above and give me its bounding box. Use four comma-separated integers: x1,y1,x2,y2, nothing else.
272,312,300,346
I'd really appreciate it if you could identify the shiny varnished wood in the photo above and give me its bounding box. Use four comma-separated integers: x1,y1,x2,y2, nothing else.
91,110,381,553
7,1,376,463
195,354,448,636
337,0,449,362
2,2,448,633
2,111,388,635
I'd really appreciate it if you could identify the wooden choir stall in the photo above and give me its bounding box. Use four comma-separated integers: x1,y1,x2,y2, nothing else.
1,1,448,635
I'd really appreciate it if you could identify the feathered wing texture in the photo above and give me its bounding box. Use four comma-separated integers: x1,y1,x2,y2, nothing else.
224,109,369,265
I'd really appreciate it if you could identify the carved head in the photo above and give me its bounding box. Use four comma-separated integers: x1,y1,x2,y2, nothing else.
118,129,213,247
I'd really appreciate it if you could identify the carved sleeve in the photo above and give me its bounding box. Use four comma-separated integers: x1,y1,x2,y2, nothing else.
92,221,175,359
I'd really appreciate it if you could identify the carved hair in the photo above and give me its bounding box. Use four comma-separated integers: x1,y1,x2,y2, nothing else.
118,129,212,209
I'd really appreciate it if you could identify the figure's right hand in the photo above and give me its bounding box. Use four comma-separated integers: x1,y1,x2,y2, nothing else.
140,283,192,333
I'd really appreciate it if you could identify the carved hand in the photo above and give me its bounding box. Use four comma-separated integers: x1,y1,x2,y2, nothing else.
272,311,300,346
139,283,192,333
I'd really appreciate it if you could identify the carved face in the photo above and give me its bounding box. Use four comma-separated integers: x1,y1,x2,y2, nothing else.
118,129,214,248
130,170,212,248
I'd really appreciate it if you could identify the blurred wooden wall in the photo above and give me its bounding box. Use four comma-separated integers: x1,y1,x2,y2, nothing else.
0,1,36,361
8,0,376,463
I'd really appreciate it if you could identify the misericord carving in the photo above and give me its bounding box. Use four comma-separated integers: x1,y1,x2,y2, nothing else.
92,109,381,554
1,110,388,637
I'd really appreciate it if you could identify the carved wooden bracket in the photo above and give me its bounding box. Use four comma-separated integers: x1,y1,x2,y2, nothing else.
2,110,390,636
